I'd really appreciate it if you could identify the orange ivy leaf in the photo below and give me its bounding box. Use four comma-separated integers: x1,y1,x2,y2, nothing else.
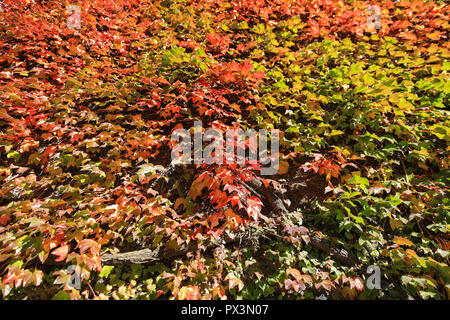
52,245,69,262
393,236,414,247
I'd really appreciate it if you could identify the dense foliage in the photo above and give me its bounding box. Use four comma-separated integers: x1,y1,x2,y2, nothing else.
0,0,449,300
